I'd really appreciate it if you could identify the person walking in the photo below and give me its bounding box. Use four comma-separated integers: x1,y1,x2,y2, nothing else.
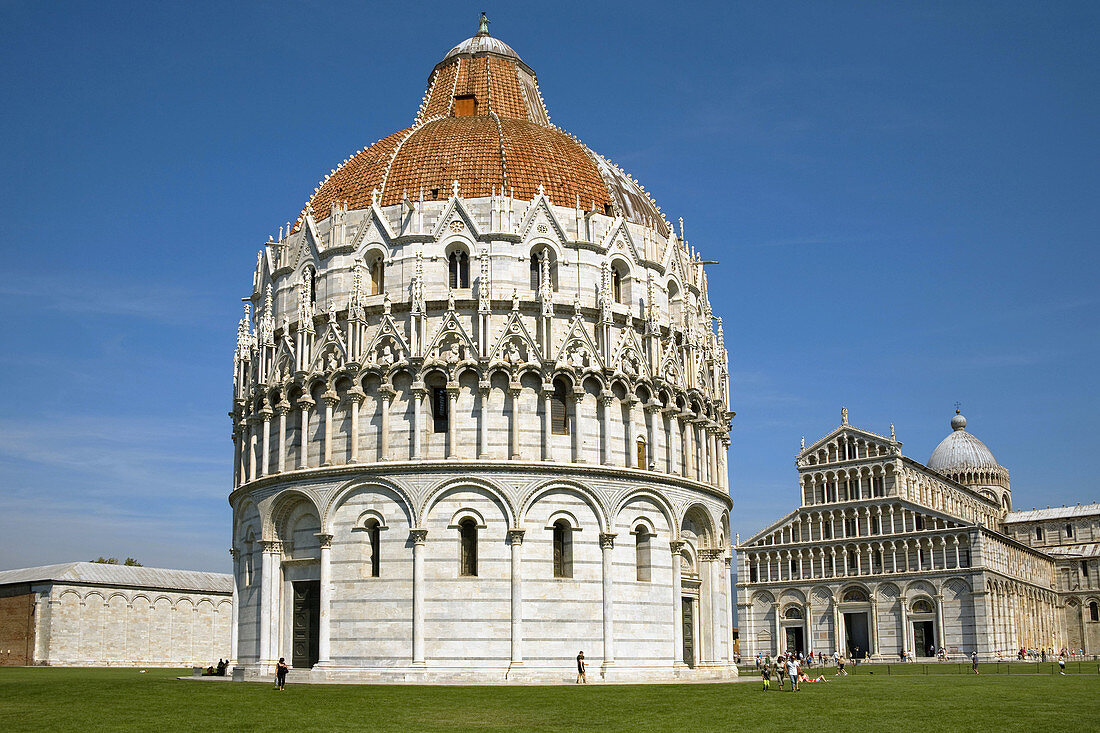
787,655,800,691
971,651,979,675
1058,653,1066,675
576,651,587,683
275,657,289,691
775,655,786,690
761,661,771,691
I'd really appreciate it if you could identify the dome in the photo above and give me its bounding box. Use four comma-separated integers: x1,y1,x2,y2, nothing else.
927,410,1009,489
295,16,668,235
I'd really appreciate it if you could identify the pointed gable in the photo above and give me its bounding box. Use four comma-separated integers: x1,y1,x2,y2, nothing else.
490,310,543,365
432,195,483,240
610,325,650,381
363,313,411,368
422,310,479,365
554,315,605,373
600,218,642,265
518,193,568,243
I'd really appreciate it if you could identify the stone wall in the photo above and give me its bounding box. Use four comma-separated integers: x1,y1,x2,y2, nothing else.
40,583,232,666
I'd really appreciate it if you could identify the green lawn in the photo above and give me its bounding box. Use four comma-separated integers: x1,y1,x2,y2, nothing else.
0,666,1097,732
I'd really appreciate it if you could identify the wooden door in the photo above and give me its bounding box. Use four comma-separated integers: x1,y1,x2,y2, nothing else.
682,597,695,668
292,581,320,668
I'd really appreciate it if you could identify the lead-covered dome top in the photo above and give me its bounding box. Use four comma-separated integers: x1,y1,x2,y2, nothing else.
927,410,1009,489
295,16,668,235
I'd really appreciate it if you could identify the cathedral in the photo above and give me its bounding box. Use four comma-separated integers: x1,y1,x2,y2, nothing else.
228,16,735,682
736,409,1100,660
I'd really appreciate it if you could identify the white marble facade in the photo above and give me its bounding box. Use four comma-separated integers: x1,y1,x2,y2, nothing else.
229,25,734,683
737,411,1098,661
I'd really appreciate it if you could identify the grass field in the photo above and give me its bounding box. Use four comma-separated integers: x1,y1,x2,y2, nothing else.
1,666,1097,733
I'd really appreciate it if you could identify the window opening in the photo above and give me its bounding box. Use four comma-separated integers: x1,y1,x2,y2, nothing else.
449,251,470,288
459,518,478,576
636,438,647,469
365,519,381,577
611,267,623,304
431,387,449,433
1035,526,1044,541
553,520,573,578
453,94,477,116
530,253,540,290
635,524,652,582
1066,523,1074,538
551,380,569,435
1090,602,1099,622
370,257,384,295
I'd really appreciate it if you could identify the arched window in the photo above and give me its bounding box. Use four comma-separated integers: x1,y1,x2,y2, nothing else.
1035,526,1044,541
842,588,868,603
459,518,478,576
529,253,540,290
431,386,448,433
553,520,572,578
449,251,470,288
668,281,682,327
364,519,381,577
611,266,624,304
636,437,647,470
369,256,384,295
912,599,934,614
784,607,803,620
1090,601,1099,622
635,524,652,582
551,379,569,435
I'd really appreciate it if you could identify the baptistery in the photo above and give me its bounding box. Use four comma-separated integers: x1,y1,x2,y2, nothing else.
229,16,735,682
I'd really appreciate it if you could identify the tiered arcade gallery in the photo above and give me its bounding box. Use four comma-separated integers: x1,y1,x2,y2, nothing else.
228,20,735,682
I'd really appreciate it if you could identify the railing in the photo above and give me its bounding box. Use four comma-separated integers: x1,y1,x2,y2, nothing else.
738,659,1100,676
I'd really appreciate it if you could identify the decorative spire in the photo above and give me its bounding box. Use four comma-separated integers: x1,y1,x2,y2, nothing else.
477,11,490,36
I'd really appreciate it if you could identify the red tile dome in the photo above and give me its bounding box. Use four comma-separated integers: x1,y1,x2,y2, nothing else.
295,20,667,235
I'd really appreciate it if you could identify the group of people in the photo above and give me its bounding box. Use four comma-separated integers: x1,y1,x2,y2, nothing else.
201,659,230,676
756,651,830,691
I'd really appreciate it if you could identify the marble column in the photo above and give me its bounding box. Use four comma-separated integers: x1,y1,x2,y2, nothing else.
899,595,910,655
645,403,659,470
229,548,240,666
276,403,289,473
446,385,459,459
347,387,364,463
509,386,521,459
322,392,338,466
478,383,491,459
869,596,879,657
298,397,314,469
774,602,782,656
411,387,424,460
599,393,613,466
541,385,553,461
509,529,525,665
260,407,273,476
670,540,685,665
571,389,585,462
410,529,427,664
724,556,735,664
379,386,394,460
600,532,617,672
934,593,946,652
316,533,333,666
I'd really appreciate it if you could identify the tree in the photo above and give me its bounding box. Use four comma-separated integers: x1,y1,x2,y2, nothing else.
90,557,142,566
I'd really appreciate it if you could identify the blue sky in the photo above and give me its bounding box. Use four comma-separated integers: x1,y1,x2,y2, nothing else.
1,1,1096,572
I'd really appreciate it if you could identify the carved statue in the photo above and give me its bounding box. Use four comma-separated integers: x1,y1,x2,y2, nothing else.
506,340,522,365
379,342,395,366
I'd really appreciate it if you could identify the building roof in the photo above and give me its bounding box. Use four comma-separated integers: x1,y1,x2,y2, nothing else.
295,17,668,236
1004,503,1100,524
0,562,232,594
927,410,1008,486
1044,543,1100,559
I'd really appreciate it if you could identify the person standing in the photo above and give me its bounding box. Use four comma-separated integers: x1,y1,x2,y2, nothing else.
787,655,800,691
275,657,289,691
761,661,771,691
1058,653,1066,675
775,655,786,690
971,651,979,675
576,651,587,683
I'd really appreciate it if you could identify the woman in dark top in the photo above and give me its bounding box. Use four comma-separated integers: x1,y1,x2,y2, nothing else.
275,657,289,690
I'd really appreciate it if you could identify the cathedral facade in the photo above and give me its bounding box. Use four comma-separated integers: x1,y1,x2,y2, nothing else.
736,410,1100,660
228,18,735,682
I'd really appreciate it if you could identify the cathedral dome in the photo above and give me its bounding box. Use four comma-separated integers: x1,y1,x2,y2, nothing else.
295,17,667,235
927,410,1009,490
